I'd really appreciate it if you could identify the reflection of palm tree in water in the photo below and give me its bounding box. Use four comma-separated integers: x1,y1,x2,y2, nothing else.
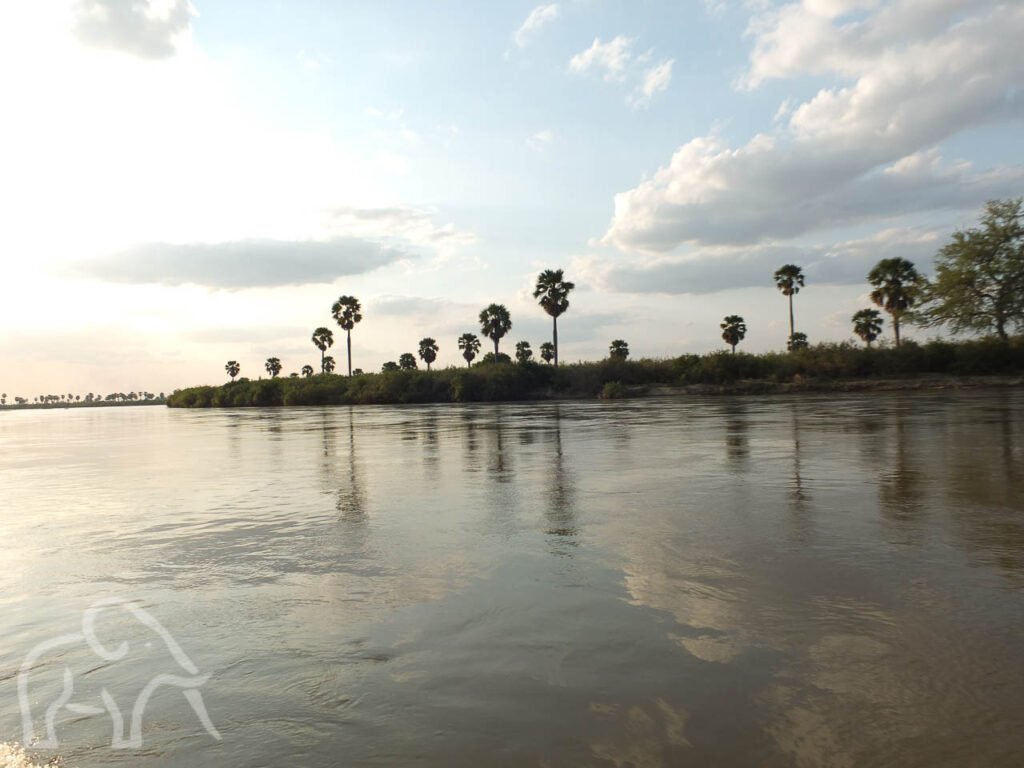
544,405,577,555
723,401,749,465
788,402,813,543
337,408,365,522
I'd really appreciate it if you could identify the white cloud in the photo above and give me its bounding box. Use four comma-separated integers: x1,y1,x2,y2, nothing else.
569,36,634,82
631,59,674,108
603,0,1024,253
515,3,560,47
72,0,193,59
527,129,554,151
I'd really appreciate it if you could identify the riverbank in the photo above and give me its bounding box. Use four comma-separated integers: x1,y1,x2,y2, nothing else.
167,337,1024,407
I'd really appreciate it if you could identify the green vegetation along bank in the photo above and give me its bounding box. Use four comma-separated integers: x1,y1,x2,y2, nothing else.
168,337,1024,407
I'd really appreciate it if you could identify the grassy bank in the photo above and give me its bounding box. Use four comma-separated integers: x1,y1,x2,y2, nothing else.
166,337,1024,407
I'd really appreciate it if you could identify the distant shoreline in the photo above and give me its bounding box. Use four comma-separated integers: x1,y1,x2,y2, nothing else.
0,400,166,412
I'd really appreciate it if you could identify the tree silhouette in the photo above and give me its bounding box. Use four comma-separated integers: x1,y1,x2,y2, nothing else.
773,264,805,347
301,365,314,377
381,361,400,372
399,352,418,370
515,340,533,363
868,257,921,347
533,269,575,366
225,361,240,382
323,356,336,373
331,295,363,376
539,341,555,364
265,357,282,378
418,337,439,370
787,332,808,351
311,327,334,373
479,304,512,357
721,315,747,353
609,339,629,360
458,332,481,367
852,308,884,347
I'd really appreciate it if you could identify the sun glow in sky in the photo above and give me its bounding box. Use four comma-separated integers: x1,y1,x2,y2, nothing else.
1,0,1021,395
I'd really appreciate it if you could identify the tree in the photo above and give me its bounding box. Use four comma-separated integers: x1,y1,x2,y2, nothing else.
418,337,438,370
609,339,629,360
225,361,240,382
773,264,805,347
311,327,334,373
399,352,418,370
515,340,533,363
787,332,808,351
478,304,512,356
381,361,400,372
301,365,314,377
323,356,336,374
852,308,883,347
721,315,747,353
458,332,481,367
918,198,1024,340
539,341,555,364
533,269,575,366
331,295,363,376
868,257,921,347
265,357,282,378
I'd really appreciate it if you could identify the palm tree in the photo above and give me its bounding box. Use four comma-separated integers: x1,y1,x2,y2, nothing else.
609,339,629,360
852,308,884,347
533,269,575,366
721,315,747,353
868,258,921,347
773,264,805,346
331,295,363,376
301,365,314,377
458,332,481,367
265,357,282,377
515,340,533,363
311,327,334,373
225,361,240,382
478,304,512,356
323,356,336,373
418,337,439,370
381,361,400,372
539,341,555,364
399,352,417,370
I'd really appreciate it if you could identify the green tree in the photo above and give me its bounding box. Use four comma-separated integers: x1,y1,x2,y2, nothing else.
721,315,747,353
918,198,1024,340
513,340,532,363
225,360,240,382
311,327,334,373
301,365,314,377
478,303,512,356
323,355,336,373
458,332,481,367
399,352,418,370
532,269,575,366
773,264,805,346
609,339,629,360
418,337,439,370
331,295,363,376
539,341,555,364
868,258,921,347
852,308,883,347
381,361,399,372
265,357,282,378
787,332,808,351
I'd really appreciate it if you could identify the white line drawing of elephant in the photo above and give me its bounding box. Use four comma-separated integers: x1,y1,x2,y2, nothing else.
18,597,221,749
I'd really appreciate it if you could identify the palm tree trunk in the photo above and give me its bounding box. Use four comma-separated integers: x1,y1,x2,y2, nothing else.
347,330,352,376
893,316,901,347
788,293,794,341
553,316,559,367
731,343,736,354
321,348,325,373
493,338,499,357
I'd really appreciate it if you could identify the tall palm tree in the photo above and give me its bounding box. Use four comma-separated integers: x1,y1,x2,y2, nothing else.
773,264,805,345
311,327,334,373
331,295,363,376
868,258,921,347
265,357,282,377
609,339,629,360
539,342,555,364
323,355,336,373
399,353,417,370
533,269,575,366
458,332,481,367
418,337,439,370
852,308,884,347
515,340,533,363
721,315,747,353
478,303,512,356
301,365,315,377
225,361,240,382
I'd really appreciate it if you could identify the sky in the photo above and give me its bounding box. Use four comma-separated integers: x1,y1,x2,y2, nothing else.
1,0,1021,396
